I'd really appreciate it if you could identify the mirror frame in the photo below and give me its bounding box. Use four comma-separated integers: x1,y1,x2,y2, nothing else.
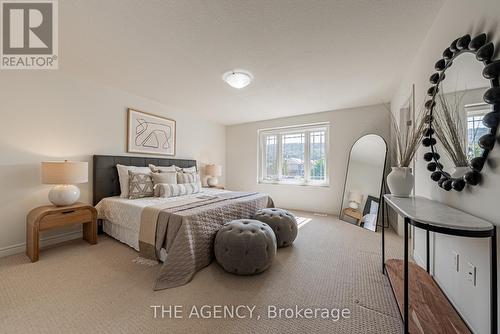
340,134,388,232
423,33,500,191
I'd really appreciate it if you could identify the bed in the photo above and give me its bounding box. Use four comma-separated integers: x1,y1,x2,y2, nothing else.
92,155,273,290
96,188,229,259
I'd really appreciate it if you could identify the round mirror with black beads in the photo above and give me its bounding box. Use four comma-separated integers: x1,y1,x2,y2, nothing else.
423,33,500,192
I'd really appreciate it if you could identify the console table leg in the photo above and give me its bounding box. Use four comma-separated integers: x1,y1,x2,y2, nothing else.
382,196,385,274
404,217,409,334
426,229,430,274
491,226,497,334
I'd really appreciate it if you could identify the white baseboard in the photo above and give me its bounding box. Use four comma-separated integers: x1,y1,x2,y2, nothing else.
413,250,426,269
0,230,83,258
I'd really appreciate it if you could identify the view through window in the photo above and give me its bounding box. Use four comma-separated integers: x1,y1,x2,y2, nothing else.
259,123,329,185
465,104,490,160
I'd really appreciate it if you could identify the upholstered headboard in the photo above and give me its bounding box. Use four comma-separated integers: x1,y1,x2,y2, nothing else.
92,155,197,205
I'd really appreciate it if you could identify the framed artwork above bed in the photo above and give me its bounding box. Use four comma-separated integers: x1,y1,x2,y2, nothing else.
127,108,176,156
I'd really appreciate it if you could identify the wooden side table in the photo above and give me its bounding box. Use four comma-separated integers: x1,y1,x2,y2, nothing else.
342,207,362,225
26,202,97,262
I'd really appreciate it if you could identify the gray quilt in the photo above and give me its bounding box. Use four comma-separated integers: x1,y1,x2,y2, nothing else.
140,191,274,290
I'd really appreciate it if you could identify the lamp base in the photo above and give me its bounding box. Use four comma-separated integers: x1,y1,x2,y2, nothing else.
207,176,219,187
49,185,80,206
348,201,359,210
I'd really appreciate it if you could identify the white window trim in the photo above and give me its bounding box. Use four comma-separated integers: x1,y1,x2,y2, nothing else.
257,122,330,187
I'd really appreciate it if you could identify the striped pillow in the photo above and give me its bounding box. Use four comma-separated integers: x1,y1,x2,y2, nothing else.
152,172,177,196
156,182,201,198
177,172,200,184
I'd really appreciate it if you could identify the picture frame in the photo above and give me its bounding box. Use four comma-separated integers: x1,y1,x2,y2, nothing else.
127,108,176,156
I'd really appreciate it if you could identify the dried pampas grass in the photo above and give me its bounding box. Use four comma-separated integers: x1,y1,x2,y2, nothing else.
387,103,427,168
433,92,468,167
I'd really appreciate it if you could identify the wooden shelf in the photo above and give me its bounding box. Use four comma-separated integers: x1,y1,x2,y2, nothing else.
385,259,471,334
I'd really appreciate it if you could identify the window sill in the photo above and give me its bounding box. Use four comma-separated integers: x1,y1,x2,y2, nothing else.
258,180,330,188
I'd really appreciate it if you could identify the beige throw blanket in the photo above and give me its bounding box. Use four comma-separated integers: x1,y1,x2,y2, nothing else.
139,192,273,290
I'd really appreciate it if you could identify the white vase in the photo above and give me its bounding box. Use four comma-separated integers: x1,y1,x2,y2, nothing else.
451,166,470,179
387,167,415,197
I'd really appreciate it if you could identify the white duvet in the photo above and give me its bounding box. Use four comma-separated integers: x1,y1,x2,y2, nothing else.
95,188,229,250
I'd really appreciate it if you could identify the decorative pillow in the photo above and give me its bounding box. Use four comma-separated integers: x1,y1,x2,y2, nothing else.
177,171,200,184
156,182,201,198
180,166,197,173
116,165,151,198
151,172,177,196
128,171,154,199
149,164,177,173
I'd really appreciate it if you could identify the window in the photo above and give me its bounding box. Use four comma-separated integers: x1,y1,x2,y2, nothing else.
258,123,329,185
465,103,491,160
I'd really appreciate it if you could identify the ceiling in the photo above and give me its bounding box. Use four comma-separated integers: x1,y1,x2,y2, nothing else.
60,0,444,125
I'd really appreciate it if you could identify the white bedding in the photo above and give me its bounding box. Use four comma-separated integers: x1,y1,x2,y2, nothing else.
96,188,229,251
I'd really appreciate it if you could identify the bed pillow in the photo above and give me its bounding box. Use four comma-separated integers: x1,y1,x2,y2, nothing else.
116,164,151,198
177,171,200,184
179,166,197,173
156,182,201,198
152,172,177,185
128,171,154,199
149,164,177,173
151,172,177,196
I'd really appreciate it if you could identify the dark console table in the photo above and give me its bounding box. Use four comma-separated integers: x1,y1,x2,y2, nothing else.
381,195,497,334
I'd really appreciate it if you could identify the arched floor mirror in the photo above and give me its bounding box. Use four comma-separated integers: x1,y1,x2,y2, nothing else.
340,134,387,232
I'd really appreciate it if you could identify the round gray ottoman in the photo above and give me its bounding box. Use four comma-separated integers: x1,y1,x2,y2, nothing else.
214,219,277,275
254,208,298,248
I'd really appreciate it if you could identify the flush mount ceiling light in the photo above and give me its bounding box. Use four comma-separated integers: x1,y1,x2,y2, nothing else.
222,70,253,89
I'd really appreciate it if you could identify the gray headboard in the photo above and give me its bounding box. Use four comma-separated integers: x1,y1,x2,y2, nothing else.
92,155,197,205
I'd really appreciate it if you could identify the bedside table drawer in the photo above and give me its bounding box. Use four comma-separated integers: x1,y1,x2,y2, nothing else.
39,210,92,230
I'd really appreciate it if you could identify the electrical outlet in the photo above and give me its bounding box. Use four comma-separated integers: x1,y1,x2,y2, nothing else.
466,262,477,286
452,251,459,272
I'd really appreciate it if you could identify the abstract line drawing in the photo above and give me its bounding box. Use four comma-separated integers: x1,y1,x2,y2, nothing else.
127,109,176,156
135,119,172,149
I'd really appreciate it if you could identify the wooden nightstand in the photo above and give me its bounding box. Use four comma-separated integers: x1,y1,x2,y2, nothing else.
206,185,225,189
343,207,363,225
26,202,97,262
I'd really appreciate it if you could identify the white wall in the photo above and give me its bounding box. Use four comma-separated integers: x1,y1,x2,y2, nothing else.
226,104,390,215
0,71,225,257
391,0,500,332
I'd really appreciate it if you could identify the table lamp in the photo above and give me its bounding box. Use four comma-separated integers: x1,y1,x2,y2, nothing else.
41,161,88,206
348,191,363,210
205,164,222,187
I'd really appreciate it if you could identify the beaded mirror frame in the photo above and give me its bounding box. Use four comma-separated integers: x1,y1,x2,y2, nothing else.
423,33,500,191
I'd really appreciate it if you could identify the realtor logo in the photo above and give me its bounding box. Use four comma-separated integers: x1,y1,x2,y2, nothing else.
1,0,58,69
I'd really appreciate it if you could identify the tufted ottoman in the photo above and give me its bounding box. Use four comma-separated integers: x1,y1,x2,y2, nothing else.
254,208,298,248
214,219,277,275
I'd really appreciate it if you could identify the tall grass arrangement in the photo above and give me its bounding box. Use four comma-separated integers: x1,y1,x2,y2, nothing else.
433,92,468,167
387,103,427,168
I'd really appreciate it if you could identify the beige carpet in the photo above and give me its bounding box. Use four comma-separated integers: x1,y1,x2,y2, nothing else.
0,211,403,334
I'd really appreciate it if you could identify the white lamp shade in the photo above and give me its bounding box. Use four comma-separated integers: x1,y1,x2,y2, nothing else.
41,161,88,185
348,191,363,204
205,164,222,177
